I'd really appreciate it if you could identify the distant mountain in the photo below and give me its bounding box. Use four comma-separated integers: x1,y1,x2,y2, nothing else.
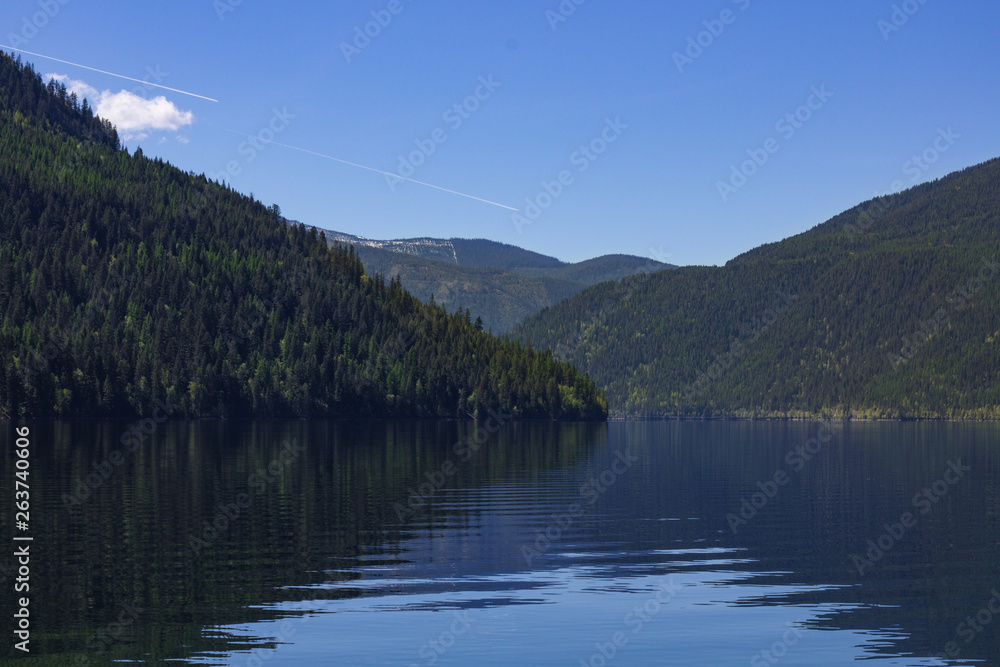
315,230,673,332
513,158,1000,420
452,238,568,271
320,232,569,271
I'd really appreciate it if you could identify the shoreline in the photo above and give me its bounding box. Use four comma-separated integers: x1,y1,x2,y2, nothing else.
3,415,999,424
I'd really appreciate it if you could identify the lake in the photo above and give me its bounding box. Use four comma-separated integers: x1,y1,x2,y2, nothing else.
2,420,998,665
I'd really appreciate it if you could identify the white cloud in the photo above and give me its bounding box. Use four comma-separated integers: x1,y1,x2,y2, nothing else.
96,90,193,140
47,74,194,141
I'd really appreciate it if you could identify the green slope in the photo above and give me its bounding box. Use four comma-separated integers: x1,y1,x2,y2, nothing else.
0,52,607,420
513,159,1000,419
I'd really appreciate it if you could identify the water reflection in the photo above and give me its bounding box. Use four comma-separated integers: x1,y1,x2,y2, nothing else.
0,420,997,665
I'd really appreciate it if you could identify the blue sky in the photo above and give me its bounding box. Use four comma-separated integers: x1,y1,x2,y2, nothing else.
3,0,999,265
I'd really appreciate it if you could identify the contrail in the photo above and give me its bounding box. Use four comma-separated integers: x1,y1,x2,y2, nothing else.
0,45,218,102
224,129,519,212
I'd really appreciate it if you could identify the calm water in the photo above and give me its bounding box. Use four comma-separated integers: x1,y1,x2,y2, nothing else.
1,420,998,665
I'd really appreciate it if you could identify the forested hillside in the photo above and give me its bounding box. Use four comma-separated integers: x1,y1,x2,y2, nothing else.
0,52,607,420
513,159,1000,419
